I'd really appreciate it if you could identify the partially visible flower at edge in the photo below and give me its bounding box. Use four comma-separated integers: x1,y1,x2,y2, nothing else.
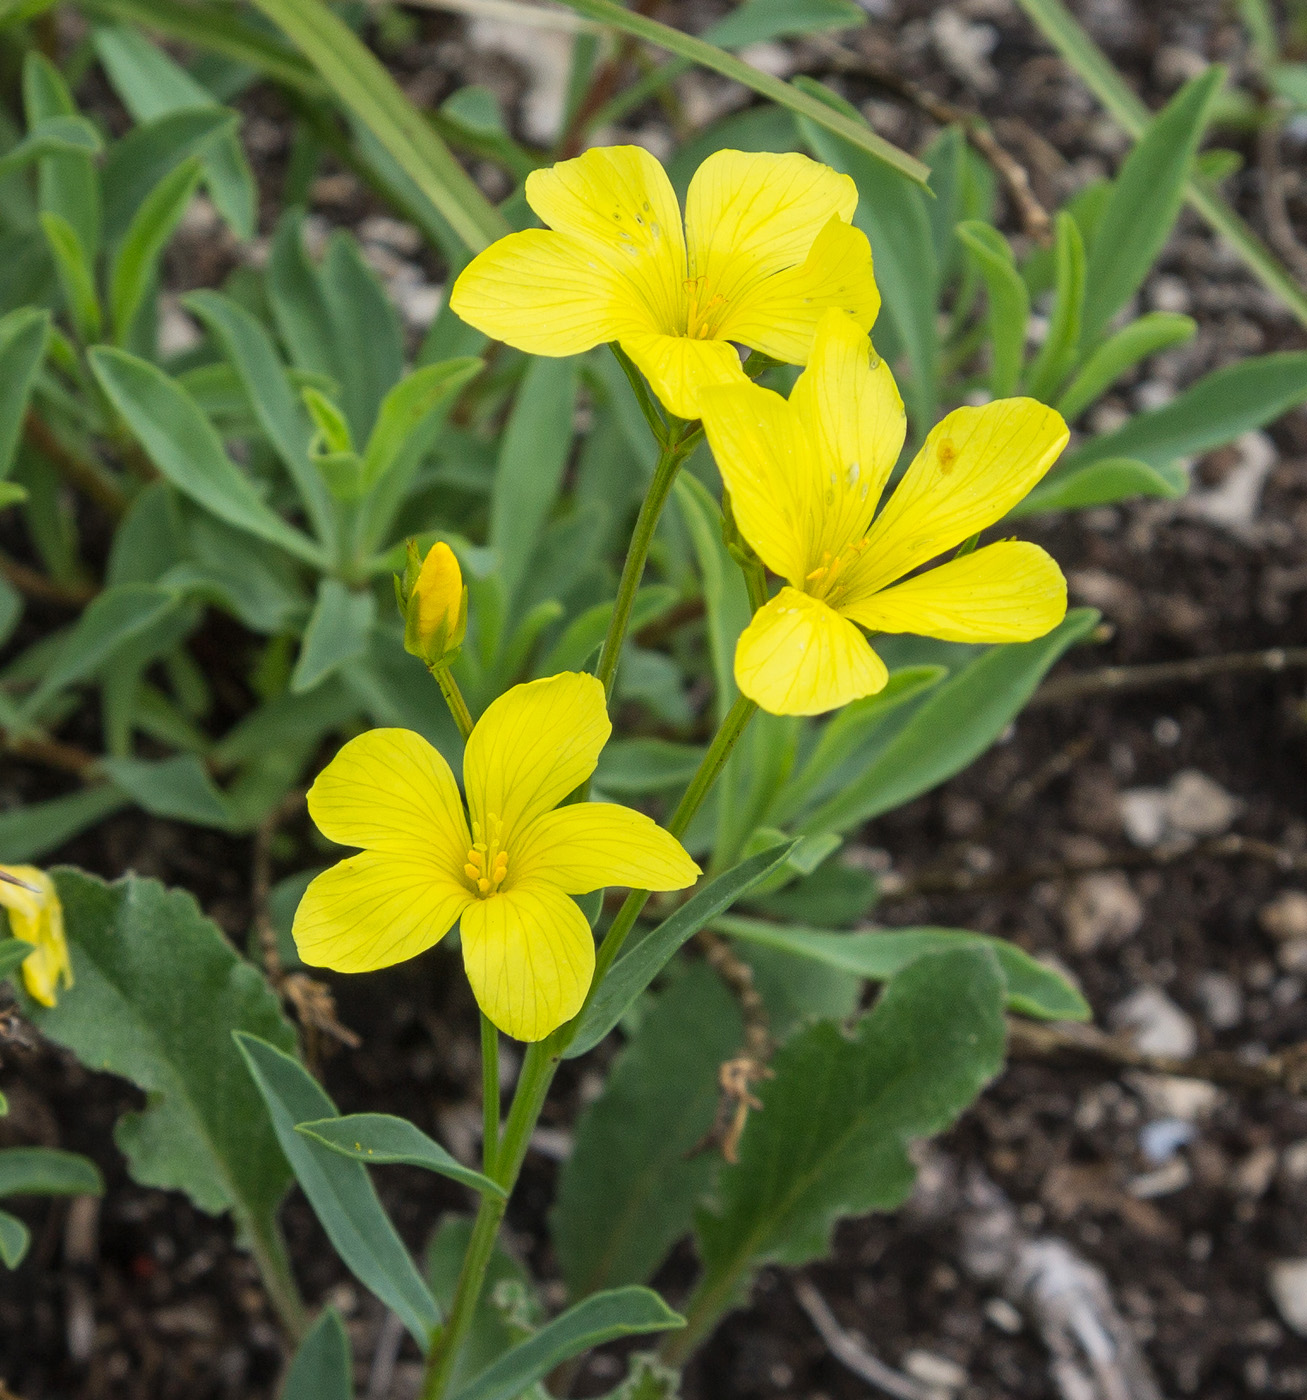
0,865,72,1008
292,673,700,1041
699,309,1070,716
398,539,467,668
449,145,880,421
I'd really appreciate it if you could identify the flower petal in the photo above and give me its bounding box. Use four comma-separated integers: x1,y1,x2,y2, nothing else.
460,881,594,1041
716,218,881,364
842,540,1068,642
449,228,656,355
524,145,687,334
848,398,1069,598
511,803,701,894
308,728,470,876
698,375,808,582
293,852,471,972
685,150,858,303
619,329,747,421
0,866,70,1008
464,672,610,848
735,587,888,716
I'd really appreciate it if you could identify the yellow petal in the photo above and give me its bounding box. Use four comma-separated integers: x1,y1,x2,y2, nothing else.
414,541,463,644
308,728,470,878
524,145,686,334
449,228,656,355
511,803,700,894
0,865,71,1008
619,329,747,421
716,218,881,364
685,150,858,305
464,672,610,848
698,376,808,582
848,398,1069,598
460,880,594,1041
735,587,888,716
293,852,471,972
842,540,1068,642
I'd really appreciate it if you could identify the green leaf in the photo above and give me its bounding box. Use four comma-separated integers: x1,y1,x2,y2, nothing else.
295,1114,505,1197
0,787,129,863
361,359,481,495
40,211,102,344
110,156,204,344
704,0,863,46
1056,311,1196,421
1025,212,1086,402
24,53,101,259
450,1288,685,1400
716,917,1090,1020
0,1210,28,1268
247,0,507,252
101,754,233,828
691,948,1006,1321
22,871,298,1317
956,222,1029,398
292,580,377,695
0,941,33,981
540,586,678,676
1011,455,1185,517
90,347,325,567
1269,62,1307,108
594,737,706,796
566,843,796,1059
1063,351,1307,472
0,1147,104,1198
554,965,741,1297
0,115,103,181
0,308,51,479
490,356,578,614
235,1032,440,1349
20,583,177,722
800,610,1099,835
1080,66,1223,347
282,1308,352,1400
553,0,926,186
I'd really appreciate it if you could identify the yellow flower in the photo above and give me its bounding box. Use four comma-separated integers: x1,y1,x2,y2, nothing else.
699,310,1070,716
399,539,467,666
0,865,72,1008
450,146,880,421
293,673,700,1041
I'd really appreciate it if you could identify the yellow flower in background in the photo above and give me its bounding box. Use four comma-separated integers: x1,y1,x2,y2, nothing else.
0,865,72,1008
293,673,700,1041
700,311,1070,716
450,145,880,420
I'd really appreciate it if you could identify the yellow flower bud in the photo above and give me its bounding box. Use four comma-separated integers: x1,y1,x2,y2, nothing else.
0,865,72,1008
400,540,467,666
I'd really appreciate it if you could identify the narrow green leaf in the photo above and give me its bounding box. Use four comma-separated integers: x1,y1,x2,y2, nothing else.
800,610,1099,835
956,222,1029,398
110,156,204,344
24,52,101,258
1011,456,1185,517
0,942,33,981
0,1210,29,1268
292,579,377,695
717,917,1090,1020
320,231,404,443
0,787,129,864
101,755,232,828
0,308,51,479
540,586,678,676
1024,212,1085,402
0,115,102,181
450,1288,685,1400
594,737,706,796
90,347,325,566
567,842,796,1059
1056,312,1196,421
0,1147,104,1198
295,1114,505,1197
39,211,102,344
705,0,863,46
361,360,482,495
282,1308,352,1400
235,1032,440,1349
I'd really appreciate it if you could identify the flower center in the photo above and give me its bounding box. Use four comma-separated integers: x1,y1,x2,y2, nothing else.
805,537,871,607
684,277,729,340
464,814,508,897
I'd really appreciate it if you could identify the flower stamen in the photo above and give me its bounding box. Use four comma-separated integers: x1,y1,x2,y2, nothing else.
465,815,508,897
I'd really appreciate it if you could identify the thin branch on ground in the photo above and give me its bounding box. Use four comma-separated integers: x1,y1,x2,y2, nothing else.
4,733,100,778
23,412,128,519
1258,120,1307,287
391,0,598,31
815,37,1053,244
792,1276,939,1400
0,552,95,607
1033,646,1307,706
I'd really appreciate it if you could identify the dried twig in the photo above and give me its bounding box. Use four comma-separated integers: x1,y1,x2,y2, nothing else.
1033,646,1307,706
0,552,95,607
22,412,127,519
1258,121,1307,288
792,1276,939,1400
4,733,100,779
815,38,1052,244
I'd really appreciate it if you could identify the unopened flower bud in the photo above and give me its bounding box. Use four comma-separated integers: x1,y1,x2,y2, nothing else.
398,540,467,666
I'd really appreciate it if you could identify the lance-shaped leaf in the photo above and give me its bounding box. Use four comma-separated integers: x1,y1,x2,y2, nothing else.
0,1211,28,1268
0,942,35,981
109,155,204,344
282,1307,352,1400
690,948,1006,1328
957,221,1029,399
0,787,129,864
291,580,376,695
0,1147,104,1198
0,307,51,480
296,1114,504,1197
1010,456,1185,518
1055,311,1196,422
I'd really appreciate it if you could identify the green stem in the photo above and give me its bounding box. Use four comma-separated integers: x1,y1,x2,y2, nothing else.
432,663,475,740
741,557,768,614
594,424,701,701
246,1214,307,1341
610,343,667,446
481,1014,500,1178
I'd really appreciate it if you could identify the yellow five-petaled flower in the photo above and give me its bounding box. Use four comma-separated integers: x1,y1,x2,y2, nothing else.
450,145,880,421
0,864,72,1008
699,310,1071,716
293,673,700,1041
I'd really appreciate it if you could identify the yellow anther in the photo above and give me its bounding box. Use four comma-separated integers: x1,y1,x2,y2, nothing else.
465,812,509,896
